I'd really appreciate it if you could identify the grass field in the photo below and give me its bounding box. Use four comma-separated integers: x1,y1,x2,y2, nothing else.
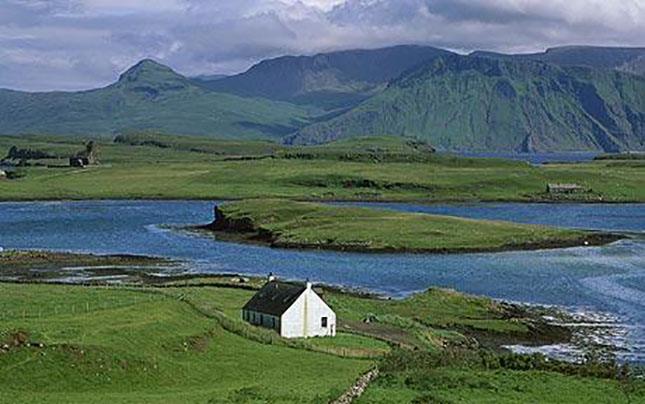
357,368,643,404
355,347,645,404
0,283,375,403
1,280,642,403
0,133,644,202
207,199,611,253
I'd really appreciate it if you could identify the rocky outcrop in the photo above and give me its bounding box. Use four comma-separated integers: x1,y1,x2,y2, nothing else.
205,205,257,233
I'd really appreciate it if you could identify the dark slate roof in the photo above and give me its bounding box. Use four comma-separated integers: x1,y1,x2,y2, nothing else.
243,281,306,316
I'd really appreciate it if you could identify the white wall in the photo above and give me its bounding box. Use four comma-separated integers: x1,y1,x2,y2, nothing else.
281,286,336,338
280,294,305,338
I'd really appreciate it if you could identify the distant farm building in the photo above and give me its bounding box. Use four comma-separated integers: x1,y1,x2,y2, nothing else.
0,170,6,180
242,275,336,338
546,183,584,194
69,157,88,168
70,141,99,167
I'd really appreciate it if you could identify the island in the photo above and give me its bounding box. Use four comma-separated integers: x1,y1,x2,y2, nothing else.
202,199,621,253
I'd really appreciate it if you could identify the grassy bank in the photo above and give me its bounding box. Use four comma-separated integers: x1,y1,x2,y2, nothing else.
1,278,641,403
0,133,644,202
205,199,616,253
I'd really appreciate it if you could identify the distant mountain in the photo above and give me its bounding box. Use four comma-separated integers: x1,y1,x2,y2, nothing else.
472,46,645,77
288,54,645,152
201,45,455,109
0,60,309,138
4,47,645,153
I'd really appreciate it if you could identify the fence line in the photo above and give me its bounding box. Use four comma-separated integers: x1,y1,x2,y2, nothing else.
0,286,165,321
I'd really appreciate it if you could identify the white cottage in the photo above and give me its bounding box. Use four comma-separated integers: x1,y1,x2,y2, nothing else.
242,276,336,338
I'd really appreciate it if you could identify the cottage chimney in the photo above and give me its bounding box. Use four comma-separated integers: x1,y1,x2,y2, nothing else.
306,279,312,290
268,272,276,282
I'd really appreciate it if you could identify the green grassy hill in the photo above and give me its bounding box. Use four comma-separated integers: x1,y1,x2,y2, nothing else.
0,60,311,139
288,54,645,152
0,283,373,403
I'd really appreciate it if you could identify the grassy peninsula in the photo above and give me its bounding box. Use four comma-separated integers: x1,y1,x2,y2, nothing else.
0,250,172,282
204,199,617,253
0,250,167,268
0,133,644,202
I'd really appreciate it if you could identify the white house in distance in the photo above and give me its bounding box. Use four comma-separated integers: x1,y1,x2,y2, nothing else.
242,275,336,338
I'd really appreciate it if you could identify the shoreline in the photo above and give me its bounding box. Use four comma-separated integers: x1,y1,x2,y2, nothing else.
1,196,645,204
200,227,626,255
0,268,575,353
0,249,629,361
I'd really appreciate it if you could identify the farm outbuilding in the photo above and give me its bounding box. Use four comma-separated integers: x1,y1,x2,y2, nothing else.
69,157,88,168
546,183,584,194
0,170,6,180
242,275,336,338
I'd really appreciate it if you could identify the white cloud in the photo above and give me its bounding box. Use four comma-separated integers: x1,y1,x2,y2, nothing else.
1,0,644,91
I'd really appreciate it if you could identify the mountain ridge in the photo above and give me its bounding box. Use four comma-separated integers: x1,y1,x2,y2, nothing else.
3,46,645,152
470,45,645,77
288,53,645,152
200,45,455,109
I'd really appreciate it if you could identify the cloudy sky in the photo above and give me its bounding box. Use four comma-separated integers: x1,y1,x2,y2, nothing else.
2,0,645,91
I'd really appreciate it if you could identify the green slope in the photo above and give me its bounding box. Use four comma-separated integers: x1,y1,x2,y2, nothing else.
289,55,645,152
0,60,311,139
0,283,372,403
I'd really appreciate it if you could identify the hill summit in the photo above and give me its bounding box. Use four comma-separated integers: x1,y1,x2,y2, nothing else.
114,59,191,96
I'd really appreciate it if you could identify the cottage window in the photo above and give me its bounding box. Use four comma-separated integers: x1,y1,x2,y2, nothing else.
321,317,328,328
272,317,276,329
260,314,264,324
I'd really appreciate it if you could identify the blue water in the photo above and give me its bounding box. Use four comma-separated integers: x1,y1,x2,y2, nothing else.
0,200,644,361
456,152,597,165
336,202,645,233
